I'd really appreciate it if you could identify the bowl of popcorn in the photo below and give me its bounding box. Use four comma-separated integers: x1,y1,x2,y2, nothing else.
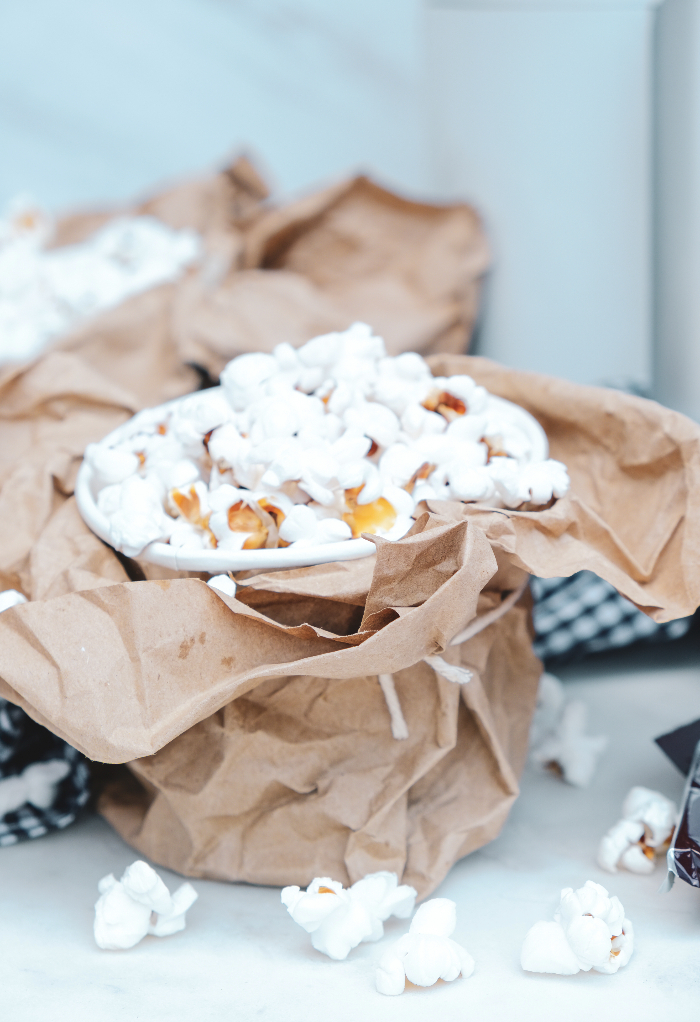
75,323,570,571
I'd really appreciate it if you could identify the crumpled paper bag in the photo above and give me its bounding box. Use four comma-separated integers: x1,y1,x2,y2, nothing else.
2,160,700,895
427,354,700,623
0,510,539,897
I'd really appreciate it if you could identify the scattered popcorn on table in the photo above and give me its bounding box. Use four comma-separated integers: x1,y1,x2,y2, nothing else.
94,860,198,950
598,786,678,874
521,880,633,976
529,672,608,787
375,898,475,996
84,323,570,557
281,871,416,961
0,194,201,364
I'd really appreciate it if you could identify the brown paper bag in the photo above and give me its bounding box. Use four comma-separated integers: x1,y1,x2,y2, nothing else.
2,161,700,895
2,354,700,894
0,509,539,897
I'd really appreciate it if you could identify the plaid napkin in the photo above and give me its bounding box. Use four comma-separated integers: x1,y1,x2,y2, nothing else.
0,698,90,846
532,570,692,663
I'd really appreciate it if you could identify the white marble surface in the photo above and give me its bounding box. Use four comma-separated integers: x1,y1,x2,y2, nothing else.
3,663,699,1020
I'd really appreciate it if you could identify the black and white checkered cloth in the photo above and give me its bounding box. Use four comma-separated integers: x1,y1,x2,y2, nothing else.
531,570,692,662
0,698,90,847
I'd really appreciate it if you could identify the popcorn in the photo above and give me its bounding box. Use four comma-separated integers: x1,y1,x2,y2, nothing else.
206,574,237,598
278,505,352,546
0,589,27,614
94,860,197,950
0,200,200,365
598,786,678,874
529,673,608,787
281,871,416,961
521,881,633,976
0,759,71,816
85,323,569,557
376,898,475,995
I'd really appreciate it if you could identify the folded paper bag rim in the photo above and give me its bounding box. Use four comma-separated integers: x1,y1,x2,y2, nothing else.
0,516,498,763
428,353,700,624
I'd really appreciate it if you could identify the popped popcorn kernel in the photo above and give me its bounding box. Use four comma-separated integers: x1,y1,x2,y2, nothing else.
84,323,568,557
376,898,475,995
282,871,416,961
521,881,633,976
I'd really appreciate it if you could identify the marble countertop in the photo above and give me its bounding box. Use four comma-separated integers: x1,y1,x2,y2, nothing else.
3,661,700,1021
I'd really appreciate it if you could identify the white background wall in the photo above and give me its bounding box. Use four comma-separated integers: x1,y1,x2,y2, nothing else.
0,0,677,403
426,1,657,391
655,0,700,420
0,0,427,205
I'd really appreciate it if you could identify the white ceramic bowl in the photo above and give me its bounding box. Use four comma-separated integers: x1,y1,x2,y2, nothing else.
75,389,548,573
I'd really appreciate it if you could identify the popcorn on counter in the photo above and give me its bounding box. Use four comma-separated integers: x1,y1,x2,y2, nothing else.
94,860,198,950
598,786,678,874
85,323,570,558
0,194,200,365
281,872,416,961
521,881,633,976
375,898,475,995
529,672,608,787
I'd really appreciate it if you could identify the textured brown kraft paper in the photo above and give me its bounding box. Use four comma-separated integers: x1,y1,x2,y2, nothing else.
0,510,539,898
2,163,700,894
1,358,700,896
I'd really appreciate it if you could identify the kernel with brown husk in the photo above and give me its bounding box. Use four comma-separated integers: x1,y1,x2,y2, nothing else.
405,462,435,494
343,486,397,538
258,498,289,547
227,501,268,550
422,388,467,422
480,434,509,462
167,485,217,547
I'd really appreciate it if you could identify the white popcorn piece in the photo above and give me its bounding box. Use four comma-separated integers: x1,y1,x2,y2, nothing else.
0,589,28,614
376,898,475,996
281,871,416,961
94,860,198,950
529,673,608,787
521,881,633,976
206,574,237,598
0,759,71,816
598,786,678,874
0,202,200,365
87,323,569,558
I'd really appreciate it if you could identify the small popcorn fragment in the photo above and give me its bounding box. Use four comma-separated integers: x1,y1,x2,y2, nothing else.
376,898,475,996
422,387,467,421
167,481,216,547
206,574,236,598
94,860,197,951
281,872,416,961
598,786,678,874
342,486,397,538
529,673,608,787
278,504,352,546
226,501,269,550
0,589,27,614
521,881,633,976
